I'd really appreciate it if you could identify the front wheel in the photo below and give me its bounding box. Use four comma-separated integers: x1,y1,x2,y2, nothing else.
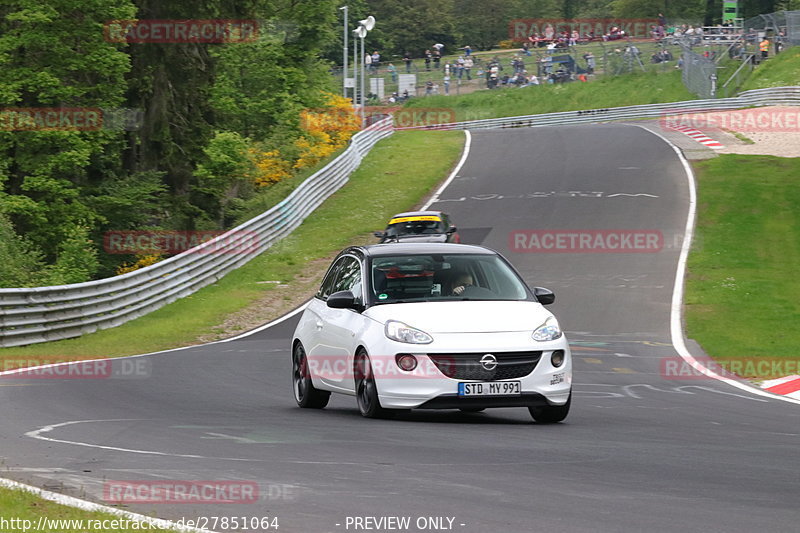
355,350,393,419
529,392,571,423
292,343,330,409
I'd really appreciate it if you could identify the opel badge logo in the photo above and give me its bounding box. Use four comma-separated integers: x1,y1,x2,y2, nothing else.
479,354,498,371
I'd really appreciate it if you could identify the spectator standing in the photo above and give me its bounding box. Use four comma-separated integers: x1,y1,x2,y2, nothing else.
424,49,432,71
657,12,666,36
775,31,784,54
433,49,441,69
456,56,465,79
583,52,595,74
464,56,473,80
760,36,770,59
365,52,372,73
403,52,413,73
464,45,472,56
443,73,450,95
371,51,380,73
387,63,397,83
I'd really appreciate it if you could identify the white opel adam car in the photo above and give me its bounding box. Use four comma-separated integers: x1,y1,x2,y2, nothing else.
291,243,572,422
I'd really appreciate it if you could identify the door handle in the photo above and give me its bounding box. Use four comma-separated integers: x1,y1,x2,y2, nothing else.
315,321,324,330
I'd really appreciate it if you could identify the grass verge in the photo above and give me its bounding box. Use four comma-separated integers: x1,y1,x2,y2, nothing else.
739,46,800,91
0,131,465,364
0,485,177,532
685,155,800,379
405,69,694,122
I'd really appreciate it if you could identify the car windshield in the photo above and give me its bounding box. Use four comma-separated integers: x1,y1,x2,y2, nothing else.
370,254,530,303
386,216,446,237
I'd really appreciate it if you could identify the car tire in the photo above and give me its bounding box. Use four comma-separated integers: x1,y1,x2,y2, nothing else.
292,342,330,409
529,392,571,423
355,350,393,419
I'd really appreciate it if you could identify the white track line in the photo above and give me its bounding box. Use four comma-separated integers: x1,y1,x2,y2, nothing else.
637,125,800,405
422,130,472,210
0,477,214,532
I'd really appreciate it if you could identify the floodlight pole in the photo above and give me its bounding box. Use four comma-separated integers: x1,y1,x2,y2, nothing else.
353,31,358,106
340,6,348,98
360,32,366,123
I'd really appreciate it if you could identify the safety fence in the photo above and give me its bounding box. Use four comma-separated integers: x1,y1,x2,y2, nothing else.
398,86,800,130
0,118,394,347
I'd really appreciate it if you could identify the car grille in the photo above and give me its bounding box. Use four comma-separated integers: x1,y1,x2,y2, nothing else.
426,351,542,380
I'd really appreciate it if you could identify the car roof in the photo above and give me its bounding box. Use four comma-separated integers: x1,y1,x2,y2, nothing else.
359,243,496,257
388,210,445,219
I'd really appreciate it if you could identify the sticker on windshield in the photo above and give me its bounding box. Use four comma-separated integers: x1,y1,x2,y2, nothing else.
389,215,441,224
378,293,388,300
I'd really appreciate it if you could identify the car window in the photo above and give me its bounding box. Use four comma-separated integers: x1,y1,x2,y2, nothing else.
386,215,446,236
370,254,529,303
331,256,363,303
316,260,341,300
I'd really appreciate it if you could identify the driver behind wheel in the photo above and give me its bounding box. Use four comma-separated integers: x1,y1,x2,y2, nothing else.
451,271,473,296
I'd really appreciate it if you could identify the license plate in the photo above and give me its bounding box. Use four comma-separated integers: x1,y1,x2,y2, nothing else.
458,381,521,397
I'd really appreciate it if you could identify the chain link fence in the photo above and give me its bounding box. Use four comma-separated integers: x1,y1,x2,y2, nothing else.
331,40,684,104
669,10,799,99
743,10,800,45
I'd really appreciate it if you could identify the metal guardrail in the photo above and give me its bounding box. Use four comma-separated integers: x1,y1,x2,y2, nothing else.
0,118,394,347
4,87,799,347
400,86,800,131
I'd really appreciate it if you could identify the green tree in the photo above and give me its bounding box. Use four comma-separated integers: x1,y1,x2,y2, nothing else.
0,0,136,262
0,211,46,287
193,131,255,228
454,0,522,50
364,0,456,56
46,223,100,285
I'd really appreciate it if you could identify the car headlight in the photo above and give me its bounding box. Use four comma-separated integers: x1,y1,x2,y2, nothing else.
532,316,562,342
385,320,433,344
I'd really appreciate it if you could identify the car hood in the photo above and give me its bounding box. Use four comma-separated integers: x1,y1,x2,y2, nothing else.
364,300,553,333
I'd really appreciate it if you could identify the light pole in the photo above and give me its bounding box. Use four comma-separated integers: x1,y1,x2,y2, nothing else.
354,16,375,125
353,29,358,106
340,6,348,98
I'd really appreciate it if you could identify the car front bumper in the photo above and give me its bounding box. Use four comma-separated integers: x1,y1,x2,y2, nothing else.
368,332,572,409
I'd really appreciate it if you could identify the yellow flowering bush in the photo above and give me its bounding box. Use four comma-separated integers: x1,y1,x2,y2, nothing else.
295,93,360,170
248,148,292,186
115,253,163,276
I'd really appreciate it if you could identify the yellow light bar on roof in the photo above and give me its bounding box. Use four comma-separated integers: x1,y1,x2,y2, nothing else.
389,215,441,224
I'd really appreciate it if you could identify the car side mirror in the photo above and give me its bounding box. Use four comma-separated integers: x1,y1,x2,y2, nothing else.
447,225,457,234
533,287,555,305
373,231,386,238
327,290,360,310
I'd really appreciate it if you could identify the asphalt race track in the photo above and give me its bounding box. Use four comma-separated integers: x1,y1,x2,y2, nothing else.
2,125,799,533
